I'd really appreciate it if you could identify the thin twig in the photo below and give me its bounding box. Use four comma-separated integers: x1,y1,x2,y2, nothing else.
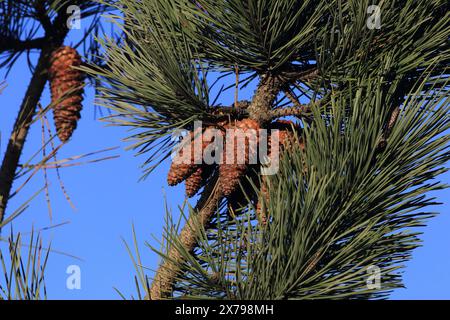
39,103,78,210
280,65,319,83
284,87,303,108
39,106,52,219
0,36,47,52
270,105,312,119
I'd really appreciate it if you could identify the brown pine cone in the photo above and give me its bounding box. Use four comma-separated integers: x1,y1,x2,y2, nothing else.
219,119,259,196
168,125,221,186
185,166,203,198
184,165,216,198
167,130,198,186
225,167,259,216
167,162,197,186
49,46,85,142
270,120,305,151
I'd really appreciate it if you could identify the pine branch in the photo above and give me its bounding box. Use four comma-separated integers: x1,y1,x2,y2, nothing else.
0,47,51,224
0,7,71,226
247,74,284,124
203,101,250,122
0,36,46,52
33,1,53,34
150,173,222,299
150,69,290,298
271,105,311,119
279,65,319,83
93,0,449,300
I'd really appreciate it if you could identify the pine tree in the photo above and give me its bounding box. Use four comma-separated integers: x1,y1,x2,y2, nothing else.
86,0,449,299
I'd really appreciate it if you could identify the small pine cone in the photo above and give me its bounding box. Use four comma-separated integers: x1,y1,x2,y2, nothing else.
168,163,197,186
219,146,246,196
168,125,220,187
185,165,215,198
224,167,259,217
264,128,290,165
167,127,201,186
279,129,295,150
168,155,196,186
219,119,259,196
185,166,203,197
49,46,85,142
270,121,305,151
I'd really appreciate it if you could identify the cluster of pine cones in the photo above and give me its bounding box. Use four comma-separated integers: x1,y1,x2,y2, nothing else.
167,117,305,221
48,46,85,142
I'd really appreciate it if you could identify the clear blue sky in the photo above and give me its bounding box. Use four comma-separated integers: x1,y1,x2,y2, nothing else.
0,21,449,300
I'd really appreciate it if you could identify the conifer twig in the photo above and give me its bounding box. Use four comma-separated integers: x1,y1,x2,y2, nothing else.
0,7,71,226
0,47,54,224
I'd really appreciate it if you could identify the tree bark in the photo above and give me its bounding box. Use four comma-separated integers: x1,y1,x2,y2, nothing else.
149,174,223,299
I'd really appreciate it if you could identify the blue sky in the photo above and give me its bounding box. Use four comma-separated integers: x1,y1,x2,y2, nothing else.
0,19,449,300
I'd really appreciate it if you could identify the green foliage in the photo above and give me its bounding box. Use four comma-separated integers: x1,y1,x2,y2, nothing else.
188,0,328,71
319,0,449,79
90,0,449,299
84,0,214,175
119,224,151,300
86,0,449,175
150,74,449,300
0,230,50,300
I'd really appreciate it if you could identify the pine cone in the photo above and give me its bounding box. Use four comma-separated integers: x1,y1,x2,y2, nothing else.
185,165,216,198
49,46,85,142
219,119,259,196
167,163,196,186
168,127,201,185
185,166,203,197
225,167,259,216
270,120,305,151
168,126,221,186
